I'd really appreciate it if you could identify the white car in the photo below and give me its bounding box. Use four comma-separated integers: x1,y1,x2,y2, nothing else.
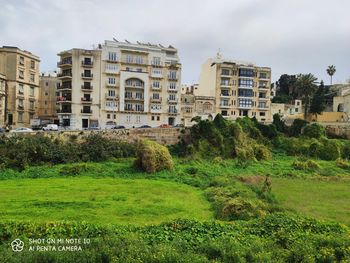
10,127,34,133
43,124,59,131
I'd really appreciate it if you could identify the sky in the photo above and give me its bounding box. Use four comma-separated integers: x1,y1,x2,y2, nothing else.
0,0,349,85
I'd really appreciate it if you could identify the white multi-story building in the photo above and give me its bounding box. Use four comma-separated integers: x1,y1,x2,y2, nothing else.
57,40,182,129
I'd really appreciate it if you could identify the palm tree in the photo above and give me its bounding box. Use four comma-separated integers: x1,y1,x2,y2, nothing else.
294,74,318,119
326,65,336,85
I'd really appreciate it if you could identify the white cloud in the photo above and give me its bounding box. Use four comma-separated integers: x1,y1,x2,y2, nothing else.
0,0,349,84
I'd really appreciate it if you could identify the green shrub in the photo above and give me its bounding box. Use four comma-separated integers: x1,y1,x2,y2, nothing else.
59,163,89,176
254,144,272,161
303,123,326,139
290,119,309,137
221,197,267,220
134,140,173,173
318,139,341,160
292,160,320,170
273,113,287,133
185,167,199,175
335,158,350,169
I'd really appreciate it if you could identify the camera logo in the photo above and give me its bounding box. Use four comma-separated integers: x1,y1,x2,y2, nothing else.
11,239,24,252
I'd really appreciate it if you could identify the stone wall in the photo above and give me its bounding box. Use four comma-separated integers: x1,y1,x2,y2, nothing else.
320,123,350,139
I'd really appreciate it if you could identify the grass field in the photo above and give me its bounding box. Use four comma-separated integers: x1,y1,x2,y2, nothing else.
0,177,213,225
272,177,350,225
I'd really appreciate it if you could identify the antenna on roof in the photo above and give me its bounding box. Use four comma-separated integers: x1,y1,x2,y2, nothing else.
113,38,119,42
216,48,222,59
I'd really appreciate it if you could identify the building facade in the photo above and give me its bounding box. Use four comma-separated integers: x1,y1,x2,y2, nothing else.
197,57,272,122
0,46,40,128
0,73,6,127
57,40,181,129
38,72,59,122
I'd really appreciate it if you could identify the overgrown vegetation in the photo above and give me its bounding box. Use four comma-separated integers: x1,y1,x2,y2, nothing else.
0,134,135,170
134,140,174,173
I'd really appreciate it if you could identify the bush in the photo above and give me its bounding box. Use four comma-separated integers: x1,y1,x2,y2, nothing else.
292,160,320,170
289,119,309,137
273,113,287,133
134,140,173,173
318,139,341,161
303,123,326,139
59,163,89,176
335,158,350,169
254,144,272,161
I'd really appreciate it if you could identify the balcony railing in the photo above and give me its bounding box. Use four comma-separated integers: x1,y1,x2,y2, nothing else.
81,109,93,114
168,75,178,80
168,110,178,114
82,61,93,67
57,84,72,90
167,87,178,92
150,97,162,102
81,97,93,102
105,94,119,100
167,98,178,103
125,83,144,89
81,85,93,91
151,85,161,90
81,73,93,79
17,105,24,110
124,96,144,101
58,72,72,78
57,60,72,67
57,109,72,114
57,96,72,102
219,103,231,108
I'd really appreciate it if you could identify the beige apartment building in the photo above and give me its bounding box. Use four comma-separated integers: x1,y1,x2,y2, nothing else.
38,72,59,122
197,56,272,122
0,46,40,128
57,40,181,129
0,73,6,127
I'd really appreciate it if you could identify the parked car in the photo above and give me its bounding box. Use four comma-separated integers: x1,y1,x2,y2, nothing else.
0,128,5,133
42,124,59,131
139,125,151,129
10,127,34,133
112,125,126,129
174,124,184,128
159,124,171,128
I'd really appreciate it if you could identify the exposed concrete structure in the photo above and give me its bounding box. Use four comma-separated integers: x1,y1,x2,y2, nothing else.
38,72,59,122
0,46,40,128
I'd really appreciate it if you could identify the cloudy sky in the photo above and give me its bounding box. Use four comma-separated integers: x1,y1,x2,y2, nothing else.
1,0,349,84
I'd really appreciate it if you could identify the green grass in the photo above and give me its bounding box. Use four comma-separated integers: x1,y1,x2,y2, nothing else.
272,177,350,225
0,177,213,225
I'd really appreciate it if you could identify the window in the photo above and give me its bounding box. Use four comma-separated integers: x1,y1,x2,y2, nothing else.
157,116,160,121
30,60,35,69
18,99,24,108
136,68,142,72
151,116,155,121
135,56,143,64
258,102,267,108
19,70,24,79
136,116,141,123
108,52,117,61
220,78,230,85
107,114,111,119
18,112,23,122
18,84,24,94
238,89,253,97
45,101,47,105
239,68,254,77
108,77,116,85
152,57,161,66
259,72,268,79
30,74,35,82
169,82,176,89
135,104,144,112
19,56,24,65
126,55,133,63
168,71,177,80
221,69,230,76
238,78,253,87
169,94,176,101
238,99,252,108
169,105,177,113
125,91,132,98
125,103,133,111
152,68,162,75
108,90,116,97
106,63,118,72
29,101,34,110
259,112,266,116
135,92,143,99
30,86,35,96
220,99,229,106
153,81,160,88
113,114,116,119
153,93,160,99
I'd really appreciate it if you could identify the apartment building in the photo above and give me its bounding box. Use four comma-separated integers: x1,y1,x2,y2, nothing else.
57,40,181,129
0,46,40,127
197,56,272,122
38,72,59,122
0,73,6,127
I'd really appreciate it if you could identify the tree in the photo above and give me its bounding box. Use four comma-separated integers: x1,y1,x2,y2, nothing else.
294,74,318,119
309,81,326,119
326,65,336,85
276,74,297,97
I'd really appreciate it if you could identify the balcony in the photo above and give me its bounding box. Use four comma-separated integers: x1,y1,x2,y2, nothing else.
58,72,72,79
121,58,148,65
151,85,161,91
106,81,117,87
17,105,24,111
81,61,93,67
105,94,119,100
220,82,231,88
150,97,162,103
219,103,231,109
125,84,144,89
258,96,269,100
57,96,72,103
57,109,72,114
167,75,178,81
168,109,178,115
57,83,72,90
220,93,230,98
167,98,178,104
258,85,269,90
57,60,72,68
81,85,93,91
124,96,144,101
167,87,178,93
81,109,93,114
238,105,252,109
81,73,93,79
81,97,93,103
